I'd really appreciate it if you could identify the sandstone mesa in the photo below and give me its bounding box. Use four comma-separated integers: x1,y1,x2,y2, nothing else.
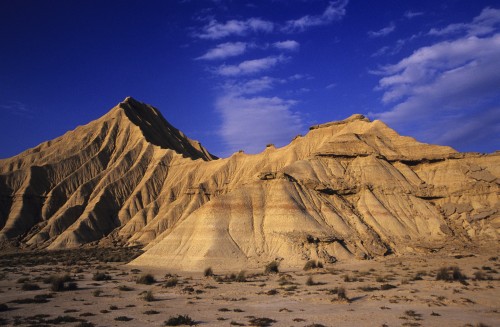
0,97,498,271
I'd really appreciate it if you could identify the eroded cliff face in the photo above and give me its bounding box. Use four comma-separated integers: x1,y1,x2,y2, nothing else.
0,98,498,270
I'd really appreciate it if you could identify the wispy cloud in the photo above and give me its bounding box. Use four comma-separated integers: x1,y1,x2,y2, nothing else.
0,101,34,118
368,22,395,38
222,76,281,95
196,17,274,39
216,55,287,76
429,7,500,37
273,40,300,51
196,42,248,60
404,11,423,19
372,8,500,152
282,0,349,32
216,95,302,155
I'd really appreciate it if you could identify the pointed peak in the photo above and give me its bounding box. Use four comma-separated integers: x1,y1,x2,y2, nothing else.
309,113,370,130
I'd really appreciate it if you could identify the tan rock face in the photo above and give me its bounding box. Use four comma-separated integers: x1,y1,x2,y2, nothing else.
0,98,498,270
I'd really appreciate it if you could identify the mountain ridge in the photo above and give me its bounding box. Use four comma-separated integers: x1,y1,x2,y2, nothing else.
0,98,498,271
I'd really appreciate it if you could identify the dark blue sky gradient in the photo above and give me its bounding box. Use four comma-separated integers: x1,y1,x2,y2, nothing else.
1,0,498,158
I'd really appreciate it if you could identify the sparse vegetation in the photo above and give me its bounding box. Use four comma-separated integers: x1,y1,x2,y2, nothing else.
92,290,103,297
115,316,133,321
164,277,178,287
264,261,279,274
164,315,196,326
21,282,40,291
436,266,467,282
136,273,156,285
92,272,111,281
304,260,324,270
47,274,77,292
118,285,134,291
204,267,213,277
248,317,277,326
143,290,155,302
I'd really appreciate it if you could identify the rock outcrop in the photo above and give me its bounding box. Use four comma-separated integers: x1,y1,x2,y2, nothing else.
0,98,498,271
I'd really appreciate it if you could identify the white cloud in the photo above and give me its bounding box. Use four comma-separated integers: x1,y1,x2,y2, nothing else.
282,0,349,32
196,42,248,60
273,40,300,51
216,55,287,76
429,7,500,37
222,76,280,95
404,11,423,19
371,39,406,57
216,95,302,155
196,17,274,39
372,14,500,153
368,22,395,38
326,83,336,89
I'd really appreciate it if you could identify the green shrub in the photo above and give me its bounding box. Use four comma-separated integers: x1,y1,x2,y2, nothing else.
114,316,133,321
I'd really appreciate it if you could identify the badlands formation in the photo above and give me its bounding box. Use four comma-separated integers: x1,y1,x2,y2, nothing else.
0,97,498,271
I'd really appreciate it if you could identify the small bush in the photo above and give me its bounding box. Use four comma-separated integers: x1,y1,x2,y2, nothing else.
204,267,213,277
331,286,349,302
248,317,276,326
164,277,178,287
76,323,95,327
22,282,40,291
164,314,196,326
305,276,315,286
50,275,77,292
143,290,155,302
92,272,111,281
473,271,492,281
136,274,156,285
118,285,133,291
17,277,30,284
115,316,133,321
144,310,160,315
436,266,467,282
0,303,8,312
235,271,246,282
380,283,397,290
304,260,317,271
264,261,279,274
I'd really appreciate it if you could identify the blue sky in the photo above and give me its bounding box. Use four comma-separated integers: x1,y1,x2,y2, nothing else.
1,0,499,158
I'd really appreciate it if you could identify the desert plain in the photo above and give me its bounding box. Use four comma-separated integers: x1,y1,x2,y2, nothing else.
1,246,498,327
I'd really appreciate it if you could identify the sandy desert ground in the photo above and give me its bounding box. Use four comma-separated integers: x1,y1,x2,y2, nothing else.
0,247,498,327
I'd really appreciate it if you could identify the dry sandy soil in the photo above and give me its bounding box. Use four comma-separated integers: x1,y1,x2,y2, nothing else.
0,248,498,327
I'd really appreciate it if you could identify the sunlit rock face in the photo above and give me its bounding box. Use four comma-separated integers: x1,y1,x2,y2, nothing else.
0,98,498,271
